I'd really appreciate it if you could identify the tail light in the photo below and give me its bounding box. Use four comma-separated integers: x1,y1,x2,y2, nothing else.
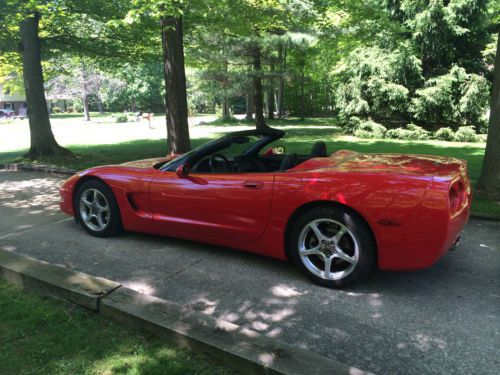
449,180,466,213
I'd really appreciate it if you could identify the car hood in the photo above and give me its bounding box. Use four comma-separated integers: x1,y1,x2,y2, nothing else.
298,150,466,178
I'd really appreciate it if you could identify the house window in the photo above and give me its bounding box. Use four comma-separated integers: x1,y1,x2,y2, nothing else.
4,103,13,110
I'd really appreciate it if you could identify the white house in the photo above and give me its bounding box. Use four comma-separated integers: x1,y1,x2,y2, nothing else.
0,84,27,112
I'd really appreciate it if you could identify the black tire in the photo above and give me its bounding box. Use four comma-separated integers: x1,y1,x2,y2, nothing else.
75,179,122,237
288,205,375,288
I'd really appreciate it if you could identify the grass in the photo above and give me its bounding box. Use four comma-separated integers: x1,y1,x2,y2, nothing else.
0,116,498,217
0,279,227,375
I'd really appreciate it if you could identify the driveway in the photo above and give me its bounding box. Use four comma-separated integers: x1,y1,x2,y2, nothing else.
1,170,499,374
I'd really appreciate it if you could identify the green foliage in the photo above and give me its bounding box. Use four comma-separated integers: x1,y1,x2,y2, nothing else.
335,46,420,126
453,126,479,142
51,106,62,113
433,127,456,141
112,114,128,123
385,124,430,140
410,65,490,129
354,119,387,139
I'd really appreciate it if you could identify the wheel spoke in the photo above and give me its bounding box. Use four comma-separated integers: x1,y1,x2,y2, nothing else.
332,226,347,244
324,257,333,278
309,222,326,242
81,196,92,207
96,200,109,212
96,213,105,228
335,247,357,264
84,213,94,223
300,245,322,257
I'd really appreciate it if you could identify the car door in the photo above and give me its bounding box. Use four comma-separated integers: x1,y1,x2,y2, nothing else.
149,171,275,242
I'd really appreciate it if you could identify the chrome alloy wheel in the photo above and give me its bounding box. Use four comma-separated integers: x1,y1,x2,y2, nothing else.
298,219,359,280
79,188,110,232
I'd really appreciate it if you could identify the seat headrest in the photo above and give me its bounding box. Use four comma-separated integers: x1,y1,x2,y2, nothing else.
310,141,327,157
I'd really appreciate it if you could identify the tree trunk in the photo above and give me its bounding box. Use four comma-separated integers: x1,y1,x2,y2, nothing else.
97,94,105,115
478,33,500,200
222,94,230,120
252,45,268,130
81,63,91,121
267,61,275,120
161,15,191,154
20,14,70,159
277,42,286,118
245,91,254,120
298,61,305,120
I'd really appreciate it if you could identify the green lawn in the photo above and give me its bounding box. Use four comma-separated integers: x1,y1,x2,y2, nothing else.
0,117,498,217
0,280,227,375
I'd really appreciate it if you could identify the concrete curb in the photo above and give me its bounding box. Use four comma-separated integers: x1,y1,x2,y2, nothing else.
0,163,76,176
0,249,120,310
0,249,372,375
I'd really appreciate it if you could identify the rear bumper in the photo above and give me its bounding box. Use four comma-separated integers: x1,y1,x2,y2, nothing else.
378,204,469,271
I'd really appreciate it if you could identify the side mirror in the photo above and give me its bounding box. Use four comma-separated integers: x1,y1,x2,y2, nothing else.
176,163,190,178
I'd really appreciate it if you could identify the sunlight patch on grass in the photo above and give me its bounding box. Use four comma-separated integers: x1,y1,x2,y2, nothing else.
0,280,227,375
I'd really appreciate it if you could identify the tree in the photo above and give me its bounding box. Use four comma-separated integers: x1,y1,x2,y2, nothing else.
1,0,136,158
161,13,191,153
478,32,500,199
20,13,71,158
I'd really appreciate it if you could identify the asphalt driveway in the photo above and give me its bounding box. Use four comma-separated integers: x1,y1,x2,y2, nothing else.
1,170,499,374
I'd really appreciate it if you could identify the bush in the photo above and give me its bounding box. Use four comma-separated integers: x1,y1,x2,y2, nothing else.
354,120,387,139
384,124,429,140
66,106,75,113
477,134,487,142
52,106,62,113
113,114,128,123
385,128,413,140
433,127,455,141
453,126,478,142
345,116,362,134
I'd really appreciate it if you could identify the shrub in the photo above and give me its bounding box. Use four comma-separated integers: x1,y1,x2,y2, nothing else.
385,128,412,140
354,120,387,139
453,126,478,142
433,127,455,141
384,124,429,140
66,106,75,113
477,134,487,142
346,116,362,134
113,114,128,123
51,106,62,113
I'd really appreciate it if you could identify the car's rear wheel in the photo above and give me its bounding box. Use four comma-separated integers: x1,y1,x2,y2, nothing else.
289,206,375,288
75,180,121,237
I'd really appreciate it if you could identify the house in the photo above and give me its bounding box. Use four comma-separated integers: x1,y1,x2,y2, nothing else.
0,84,27,112
1,84,74,114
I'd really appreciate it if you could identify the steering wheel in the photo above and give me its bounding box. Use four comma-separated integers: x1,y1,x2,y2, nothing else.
209,154,232,172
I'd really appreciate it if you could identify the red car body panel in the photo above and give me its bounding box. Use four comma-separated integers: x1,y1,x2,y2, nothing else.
60,150,471,271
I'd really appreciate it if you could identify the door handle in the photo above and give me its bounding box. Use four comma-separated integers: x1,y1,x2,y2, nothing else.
243,181,264,189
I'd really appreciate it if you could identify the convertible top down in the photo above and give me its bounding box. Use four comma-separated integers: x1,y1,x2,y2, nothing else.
60,128,470,287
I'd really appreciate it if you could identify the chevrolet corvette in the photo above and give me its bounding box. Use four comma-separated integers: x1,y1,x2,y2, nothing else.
60,128,470,287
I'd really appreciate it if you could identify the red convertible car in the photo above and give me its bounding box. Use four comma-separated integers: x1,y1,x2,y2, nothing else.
60,129,470,287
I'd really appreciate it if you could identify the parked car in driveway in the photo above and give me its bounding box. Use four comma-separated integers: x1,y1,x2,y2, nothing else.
0,109,15,118
60,128,471,287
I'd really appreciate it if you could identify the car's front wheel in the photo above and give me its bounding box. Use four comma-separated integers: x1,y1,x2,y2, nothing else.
289,206,375,288
75,180,121,237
